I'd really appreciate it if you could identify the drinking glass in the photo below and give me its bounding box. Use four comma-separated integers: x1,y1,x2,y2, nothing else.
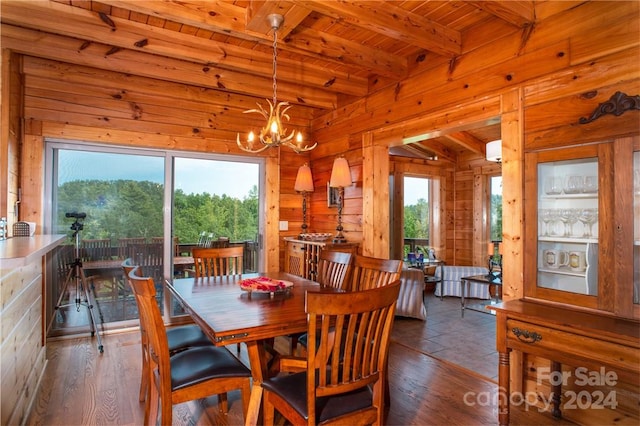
547,208,560,236
564,175,583,194
578,208,598,238
539,209,552,236
544,176,563,195
582,175,598,193
559,208,578,237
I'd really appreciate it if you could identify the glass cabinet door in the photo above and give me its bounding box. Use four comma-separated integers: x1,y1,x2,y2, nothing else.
537,158,598,296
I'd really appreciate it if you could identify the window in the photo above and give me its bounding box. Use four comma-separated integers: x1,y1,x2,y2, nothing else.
45,141,263,334
490,175,503,242
403,176,430,258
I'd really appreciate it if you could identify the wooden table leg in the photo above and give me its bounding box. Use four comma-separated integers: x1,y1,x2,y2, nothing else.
498,350,510,426
244,340,267,426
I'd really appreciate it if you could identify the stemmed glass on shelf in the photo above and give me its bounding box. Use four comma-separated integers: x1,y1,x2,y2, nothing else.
578,208,598,238
559,208,579,237
540,209,552,237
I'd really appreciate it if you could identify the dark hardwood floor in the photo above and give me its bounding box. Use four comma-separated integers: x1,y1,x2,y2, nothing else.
27,294,574,425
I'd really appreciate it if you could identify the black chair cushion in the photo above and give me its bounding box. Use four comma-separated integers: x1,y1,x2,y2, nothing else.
170,346,251,391
262,371,372,423
166,325,212,354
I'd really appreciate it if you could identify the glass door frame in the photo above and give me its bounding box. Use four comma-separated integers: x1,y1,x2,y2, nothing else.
44,139,265,326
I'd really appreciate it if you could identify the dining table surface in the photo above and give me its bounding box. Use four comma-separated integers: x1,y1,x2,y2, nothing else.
82,256,194,271
166,271,343,426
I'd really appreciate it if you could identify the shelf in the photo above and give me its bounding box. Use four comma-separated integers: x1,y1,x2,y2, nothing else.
538,267,586,277
538,236,597,244
540,193,597,200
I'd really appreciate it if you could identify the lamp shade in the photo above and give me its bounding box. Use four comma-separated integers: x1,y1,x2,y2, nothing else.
294,164,314,192
486,139,502,162
329,157,352,188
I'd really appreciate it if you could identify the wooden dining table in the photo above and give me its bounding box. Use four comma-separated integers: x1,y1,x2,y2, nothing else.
166,272,342,426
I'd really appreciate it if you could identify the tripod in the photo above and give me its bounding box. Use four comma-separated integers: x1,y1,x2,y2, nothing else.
55,217,104,353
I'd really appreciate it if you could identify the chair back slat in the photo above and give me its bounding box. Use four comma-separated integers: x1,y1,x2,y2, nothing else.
306,281,401,421
348,255,403,291
192,246,243,278
316,250,353,289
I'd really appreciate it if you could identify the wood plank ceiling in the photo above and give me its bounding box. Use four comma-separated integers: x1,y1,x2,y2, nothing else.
1,0,528,160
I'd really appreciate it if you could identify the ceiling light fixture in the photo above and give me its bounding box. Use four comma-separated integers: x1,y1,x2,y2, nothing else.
486,139,502,163
236,14,317,154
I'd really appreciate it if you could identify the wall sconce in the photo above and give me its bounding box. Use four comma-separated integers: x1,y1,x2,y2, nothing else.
294,163,314,236
329,157,352,243
486,139,502,163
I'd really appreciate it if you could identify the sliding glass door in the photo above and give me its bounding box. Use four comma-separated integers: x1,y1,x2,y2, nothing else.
45,140,263,335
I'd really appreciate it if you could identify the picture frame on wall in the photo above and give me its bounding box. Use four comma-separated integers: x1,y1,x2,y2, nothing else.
327,182,339,207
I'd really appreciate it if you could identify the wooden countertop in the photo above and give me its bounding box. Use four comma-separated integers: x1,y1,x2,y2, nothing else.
0,234,67,269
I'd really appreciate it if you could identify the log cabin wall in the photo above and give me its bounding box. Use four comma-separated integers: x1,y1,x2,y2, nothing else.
0,1,635,279
307,0,639,283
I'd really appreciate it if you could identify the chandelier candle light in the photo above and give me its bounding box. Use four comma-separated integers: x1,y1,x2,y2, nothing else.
294,163,314,236
236,14,317,154
329,157,352,243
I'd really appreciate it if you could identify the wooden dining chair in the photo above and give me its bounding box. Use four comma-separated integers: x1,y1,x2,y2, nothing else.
126,266,251,425
122,259,213,403
316,250,354,289
191,246,243,278
191,246,244,353
348,254,403,291
262,281,401,426
291,250,354,355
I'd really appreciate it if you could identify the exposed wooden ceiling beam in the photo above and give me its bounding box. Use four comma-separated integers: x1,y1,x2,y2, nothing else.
283,25,408,79
1,24,338,110
411,139,457,163
98,0,408,79
296,0,462,57
466,1,536,27
442,131,487,156
1,0,368,98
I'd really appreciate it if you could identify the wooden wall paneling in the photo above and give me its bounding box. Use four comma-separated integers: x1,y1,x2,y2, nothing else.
501,89,525,301
390,168,403,260
472,169,488,267
523,47,639,108
1,50,22,227
265,155,279,273
525,79,640,150
0,261,45,425
1,49,11,223
362,133,390,258
527,0,638,64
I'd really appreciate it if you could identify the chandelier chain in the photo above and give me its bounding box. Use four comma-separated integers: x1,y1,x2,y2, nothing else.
272,26,278,107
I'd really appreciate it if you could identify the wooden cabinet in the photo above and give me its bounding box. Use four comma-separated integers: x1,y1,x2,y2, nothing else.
524,137,640,319
494,300,639,426
284,238,357,281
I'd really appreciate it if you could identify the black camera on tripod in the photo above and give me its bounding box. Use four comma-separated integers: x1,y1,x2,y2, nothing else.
65,211,86,232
